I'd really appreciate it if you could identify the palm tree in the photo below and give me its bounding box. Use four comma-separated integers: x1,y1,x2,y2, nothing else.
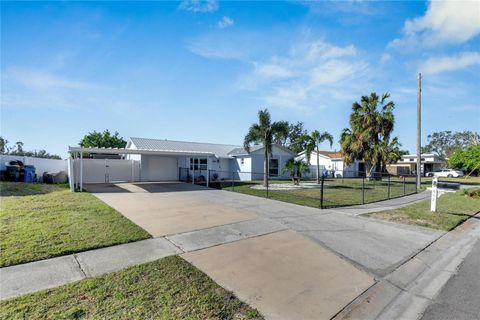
282,159,310,185
300,130,334,183
244,109,289,187
340,92,397,179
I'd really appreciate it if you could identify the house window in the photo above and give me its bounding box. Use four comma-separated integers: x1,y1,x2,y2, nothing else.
409,158,414,162
240,158,244,165
269,159,279,177
190,158,208,171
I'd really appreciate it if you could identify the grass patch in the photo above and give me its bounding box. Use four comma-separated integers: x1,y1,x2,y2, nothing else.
0,182,150,267
220,177,417,209
421,176,480,186
363,189,480,231
0,255,262,319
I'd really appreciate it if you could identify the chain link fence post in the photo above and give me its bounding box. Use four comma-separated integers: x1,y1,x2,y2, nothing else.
320,175,324,209
388,174,391,199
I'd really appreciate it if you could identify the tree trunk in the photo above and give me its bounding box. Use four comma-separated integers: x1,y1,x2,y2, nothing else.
365,161,374,180
264,149,269,187
316,146,320,184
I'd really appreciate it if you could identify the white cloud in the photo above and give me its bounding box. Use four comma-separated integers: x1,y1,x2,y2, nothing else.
420,51,480,75
380,53,391,63
243,40,369,111
390,0,480,48
1,67,135,113
178,0,218,13
218,16,234,29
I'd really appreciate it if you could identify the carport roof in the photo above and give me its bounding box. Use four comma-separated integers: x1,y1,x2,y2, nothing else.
68,146,214,157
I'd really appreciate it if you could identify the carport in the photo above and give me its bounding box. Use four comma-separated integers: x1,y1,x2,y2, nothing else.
68,146,214,192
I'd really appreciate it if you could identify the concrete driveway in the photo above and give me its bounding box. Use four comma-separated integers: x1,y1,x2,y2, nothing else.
85,182,443,319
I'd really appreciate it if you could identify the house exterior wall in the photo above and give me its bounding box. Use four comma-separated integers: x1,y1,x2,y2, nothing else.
297,152,359,178
250,146,294,180
229,157,252,181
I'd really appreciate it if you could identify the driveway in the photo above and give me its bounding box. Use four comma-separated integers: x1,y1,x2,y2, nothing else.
85,182,443,319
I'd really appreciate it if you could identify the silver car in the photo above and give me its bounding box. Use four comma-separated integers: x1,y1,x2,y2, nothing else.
426,169,464,178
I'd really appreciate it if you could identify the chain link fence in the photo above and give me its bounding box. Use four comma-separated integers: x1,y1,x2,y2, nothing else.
179,168,418,209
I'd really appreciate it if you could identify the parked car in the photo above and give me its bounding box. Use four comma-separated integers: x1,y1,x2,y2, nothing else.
426,169,464,178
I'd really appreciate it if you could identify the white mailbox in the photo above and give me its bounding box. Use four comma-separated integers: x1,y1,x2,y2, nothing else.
431,177,438,212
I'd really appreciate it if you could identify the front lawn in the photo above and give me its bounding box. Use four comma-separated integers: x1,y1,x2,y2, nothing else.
0,182,150,267
0,255,262,319
220,177,417,208
363,188,480,231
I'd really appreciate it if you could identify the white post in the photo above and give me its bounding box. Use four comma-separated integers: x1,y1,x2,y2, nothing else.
430,176,438,212
68,155,74,192
131,160,134,182
192,166,195,184
80,152,83,192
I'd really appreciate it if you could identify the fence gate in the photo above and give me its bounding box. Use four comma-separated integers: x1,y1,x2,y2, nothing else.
76,159,141,183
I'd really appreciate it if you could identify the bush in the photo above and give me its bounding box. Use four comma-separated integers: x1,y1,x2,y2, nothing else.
463,188,480,199
448,145,480,176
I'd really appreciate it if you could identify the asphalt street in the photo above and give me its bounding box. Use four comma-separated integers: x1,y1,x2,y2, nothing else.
422,238,480,320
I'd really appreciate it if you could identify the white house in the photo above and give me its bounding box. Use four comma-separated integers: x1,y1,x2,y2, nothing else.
386,153,446,176
296,150,360,178
68,137,295,189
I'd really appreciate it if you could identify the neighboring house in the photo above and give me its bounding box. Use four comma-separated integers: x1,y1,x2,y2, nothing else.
296,150,360,178
125,137,295,182
386,153,446,176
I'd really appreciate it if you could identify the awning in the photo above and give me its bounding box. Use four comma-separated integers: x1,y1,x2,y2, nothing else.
68,146,214,157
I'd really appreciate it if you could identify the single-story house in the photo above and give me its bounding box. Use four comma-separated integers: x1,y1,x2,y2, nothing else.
296,150,360,178
68,137,295,190
386,153,446,176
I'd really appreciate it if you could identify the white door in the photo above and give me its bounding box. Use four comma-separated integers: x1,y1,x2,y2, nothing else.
143,156,178,181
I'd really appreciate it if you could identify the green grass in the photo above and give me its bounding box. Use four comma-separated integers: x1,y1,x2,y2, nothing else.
0,182,150,267
421,176,480,186
0,255,262,320
363,188,480,231
217,177,417,209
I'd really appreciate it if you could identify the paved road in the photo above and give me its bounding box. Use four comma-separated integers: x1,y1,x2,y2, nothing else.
422,238,480,320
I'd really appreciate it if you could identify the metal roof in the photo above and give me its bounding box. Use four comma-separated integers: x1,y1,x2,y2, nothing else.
130,137,241,158
227,145,263,156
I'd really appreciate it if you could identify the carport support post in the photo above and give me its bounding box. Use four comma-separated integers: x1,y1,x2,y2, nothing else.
206,169,209,188
68,155,74,192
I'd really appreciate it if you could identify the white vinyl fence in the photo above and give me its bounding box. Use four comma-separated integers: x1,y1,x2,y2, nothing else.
72,158,141,184
1,155,68,181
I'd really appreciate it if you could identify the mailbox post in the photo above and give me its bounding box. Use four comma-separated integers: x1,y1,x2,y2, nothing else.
430,177,438,212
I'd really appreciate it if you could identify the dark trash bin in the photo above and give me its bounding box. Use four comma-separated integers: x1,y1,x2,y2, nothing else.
23,165,36,183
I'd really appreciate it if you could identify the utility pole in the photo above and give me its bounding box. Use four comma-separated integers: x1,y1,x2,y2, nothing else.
416,73,422,189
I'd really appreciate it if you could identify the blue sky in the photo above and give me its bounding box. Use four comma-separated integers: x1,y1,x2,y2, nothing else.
1,0,479,157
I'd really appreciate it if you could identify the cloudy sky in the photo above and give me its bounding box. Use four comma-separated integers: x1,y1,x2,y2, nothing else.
1,0,479,157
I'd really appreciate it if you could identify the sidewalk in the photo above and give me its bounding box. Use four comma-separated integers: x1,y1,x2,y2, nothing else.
0,218,286,300
330,190,431,216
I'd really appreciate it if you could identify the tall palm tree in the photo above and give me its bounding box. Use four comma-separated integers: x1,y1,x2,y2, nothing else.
340,92,397,179
300,130,334,183
244,109,289,187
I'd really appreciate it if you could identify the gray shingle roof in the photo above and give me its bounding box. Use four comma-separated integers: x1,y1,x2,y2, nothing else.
129,137,241,158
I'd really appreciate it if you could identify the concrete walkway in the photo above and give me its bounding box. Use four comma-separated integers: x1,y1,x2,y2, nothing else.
0,183,444,320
